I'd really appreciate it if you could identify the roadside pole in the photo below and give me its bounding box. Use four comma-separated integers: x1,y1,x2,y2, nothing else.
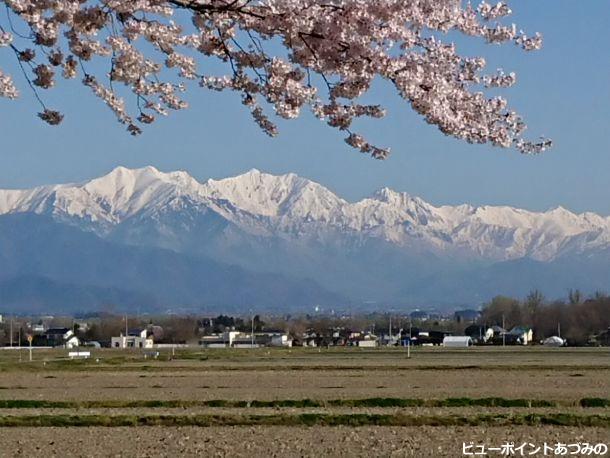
251,315,254,348
27,334,33,362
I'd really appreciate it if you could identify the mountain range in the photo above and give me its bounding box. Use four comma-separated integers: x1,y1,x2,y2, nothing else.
1,166,609,313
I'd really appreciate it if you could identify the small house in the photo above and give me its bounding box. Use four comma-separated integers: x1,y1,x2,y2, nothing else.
30,323,45,333
464,325,494,344
270,334,293,347
509,326,534,345
43,328,80,348
354,333,378,347
416,330,452,346
111,329,153,349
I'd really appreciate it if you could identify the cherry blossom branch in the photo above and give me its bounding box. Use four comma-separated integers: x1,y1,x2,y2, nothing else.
0,0,552,156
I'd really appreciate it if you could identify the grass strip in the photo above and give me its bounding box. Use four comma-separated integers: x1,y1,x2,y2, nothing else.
0,397,607,410
0,413,607,428
580,398,610,408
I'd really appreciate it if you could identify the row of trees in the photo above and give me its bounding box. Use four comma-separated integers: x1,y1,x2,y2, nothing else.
480,291,610,345
0,313,269,345
2,290,608,346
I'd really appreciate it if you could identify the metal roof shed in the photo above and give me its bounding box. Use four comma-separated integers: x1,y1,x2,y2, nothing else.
443,336,473,347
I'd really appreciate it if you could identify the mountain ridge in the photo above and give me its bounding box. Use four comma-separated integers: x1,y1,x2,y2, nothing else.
1,166,609,262
1,166,610,311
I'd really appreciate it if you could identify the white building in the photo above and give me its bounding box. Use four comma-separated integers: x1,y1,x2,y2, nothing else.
356,340,377,347
199,331,239,348
270,334,293,347
355,334,378,347
200,331,292,348
443,336,473,347
64,331,80,349
111,329,153,349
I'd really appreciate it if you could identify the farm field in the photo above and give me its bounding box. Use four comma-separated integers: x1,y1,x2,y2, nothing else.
0,347,608,456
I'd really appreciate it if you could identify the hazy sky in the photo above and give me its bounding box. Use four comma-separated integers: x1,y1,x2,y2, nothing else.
0,1,608,214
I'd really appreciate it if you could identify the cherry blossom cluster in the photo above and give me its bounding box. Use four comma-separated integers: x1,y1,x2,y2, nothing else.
0,0,551,156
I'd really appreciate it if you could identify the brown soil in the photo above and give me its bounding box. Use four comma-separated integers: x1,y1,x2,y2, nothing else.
0,367,607,402
0,347,607,456
0,425,607,457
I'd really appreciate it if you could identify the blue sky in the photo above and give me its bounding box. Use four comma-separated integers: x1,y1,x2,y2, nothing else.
0,1,608,214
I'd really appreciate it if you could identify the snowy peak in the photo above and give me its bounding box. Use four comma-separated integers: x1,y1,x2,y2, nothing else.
0,166,202,225
203,168,345,219
50,166,199,224
371,187,411,204
204,168,303,216
84,166,199,199
0,167,609,261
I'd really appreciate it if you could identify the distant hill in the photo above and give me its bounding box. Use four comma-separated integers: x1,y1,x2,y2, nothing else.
0,213,344,313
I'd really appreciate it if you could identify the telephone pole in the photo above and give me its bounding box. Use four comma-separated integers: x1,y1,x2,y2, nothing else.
251,314,255,348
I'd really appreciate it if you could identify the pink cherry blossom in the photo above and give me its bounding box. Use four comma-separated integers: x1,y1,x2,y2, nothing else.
0,0,551,156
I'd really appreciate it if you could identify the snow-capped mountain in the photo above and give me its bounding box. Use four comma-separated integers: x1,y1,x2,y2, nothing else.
1,165,609,261
1,166,610,312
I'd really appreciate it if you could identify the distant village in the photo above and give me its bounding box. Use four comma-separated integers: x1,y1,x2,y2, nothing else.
1,293,609,351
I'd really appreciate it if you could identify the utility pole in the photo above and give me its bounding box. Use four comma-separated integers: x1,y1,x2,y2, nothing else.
502,314,506,347
28,335,33,362
557,322,561,338
9,318,13,347
388,315,392,344
251,314,255,348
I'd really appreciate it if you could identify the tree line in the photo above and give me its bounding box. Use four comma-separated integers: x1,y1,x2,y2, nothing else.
479,290,610,345
1,290,608,346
